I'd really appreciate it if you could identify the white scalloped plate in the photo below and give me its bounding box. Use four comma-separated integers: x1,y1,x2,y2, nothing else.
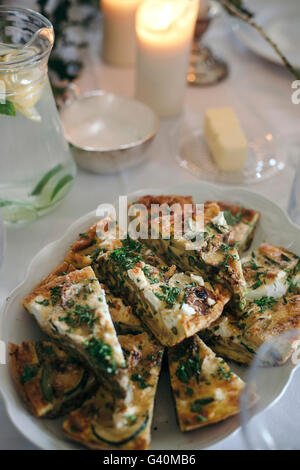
1,181,300,450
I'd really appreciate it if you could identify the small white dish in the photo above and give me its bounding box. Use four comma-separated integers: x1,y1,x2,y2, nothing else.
177,126,286,185
1,181,300,450
230,0,300,70
177,105,286,185
60,90,159,174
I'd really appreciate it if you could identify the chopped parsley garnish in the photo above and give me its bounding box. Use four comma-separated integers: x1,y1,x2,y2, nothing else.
85,338,116,375
50,286,61,305
224,209,243,226
79,232,89,239
175,356,201,384
21,363,38,384
190,397,214,413
253,296,278,312
185,387,194,397
221,243,231,252
155,285,181,308
109,237,143,270
288,279,297,293
59,303,96,328
207,222,223,234
142,266,159,284
91,248,102,262
251,271,267,290
125,415,137,425
131,373,149,389
217,363,232,382
197,415,207,422
35,299,50,306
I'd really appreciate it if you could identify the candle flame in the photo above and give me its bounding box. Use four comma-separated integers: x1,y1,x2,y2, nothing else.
140,0,191,32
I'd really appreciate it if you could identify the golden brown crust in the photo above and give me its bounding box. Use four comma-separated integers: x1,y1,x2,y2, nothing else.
258,243,299,269
65,219,122,269
9,341,96,418
22,266,95,308
24,261,76,299
208,201,261,253
216,201,260,226
131,194,194,212
205,294,300,366
9,342,52,417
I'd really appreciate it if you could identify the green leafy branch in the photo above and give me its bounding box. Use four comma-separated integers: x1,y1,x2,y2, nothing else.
219,0,300,80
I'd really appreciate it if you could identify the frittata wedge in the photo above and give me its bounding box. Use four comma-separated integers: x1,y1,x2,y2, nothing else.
203,244,300,365
212,201,260,254
63,331,163,450
22,266,129,399
168,335,244,431
64,217,122,269
242,243,299,301
96,237,231,347
202,294,300,365
130,197,246,308
9,341,96,418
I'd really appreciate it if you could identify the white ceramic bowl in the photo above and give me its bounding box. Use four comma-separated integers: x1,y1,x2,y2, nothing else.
60,90,159,174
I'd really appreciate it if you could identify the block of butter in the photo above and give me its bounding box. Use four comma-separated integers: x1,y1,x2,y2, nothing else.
204,107,248,172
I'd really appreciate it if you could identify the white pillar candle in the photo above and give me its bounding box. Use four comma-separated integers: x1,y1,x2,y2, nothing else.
135,0,198,117
102,0,143,67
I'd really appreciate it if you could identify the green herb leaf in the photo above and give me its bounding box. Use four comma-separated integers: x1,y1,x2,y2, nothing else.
131,373,150,389
253,296,278,312
35,299,50,306
85,337,116,375
175,356,201,384
190,397,214,413
0,100,16,117
21,363,38,384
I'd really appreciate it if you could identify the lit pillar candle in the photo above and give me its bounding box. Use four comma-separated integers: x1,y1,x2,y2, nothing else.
135,0,198,117
102,0,143,67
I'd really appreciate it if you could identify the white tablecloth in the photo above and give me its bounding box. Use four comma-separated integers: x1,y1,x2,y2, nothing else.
0,10,299,450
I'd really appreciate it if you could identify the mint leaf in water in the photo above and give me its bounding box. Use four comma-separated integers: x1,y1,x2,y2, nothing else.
0,100,16,117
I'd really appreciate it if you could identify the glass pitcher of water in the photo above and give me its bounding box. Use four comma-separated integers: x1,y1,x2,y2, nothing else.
0,6,76,224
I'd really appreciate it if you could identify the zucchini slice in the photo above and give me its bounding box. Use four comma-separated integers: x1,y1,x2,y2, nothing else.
91,414,149,447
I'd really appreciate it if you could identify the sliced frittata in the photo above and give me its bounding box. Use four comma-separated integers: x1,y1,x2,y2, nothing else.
22,266,129,399
128,194,194,223
202,294,300,365
168,335,244,431
212,201,260,254
64,217,122,269
242,243,299,301
130,197,247,308
202,243,300,365
63,328,163,449
96,237,231,347
9,341,96,418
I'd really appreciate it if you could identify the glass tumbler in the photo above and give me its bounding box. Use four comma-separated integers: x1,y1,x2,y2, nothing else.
0,6,76,224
